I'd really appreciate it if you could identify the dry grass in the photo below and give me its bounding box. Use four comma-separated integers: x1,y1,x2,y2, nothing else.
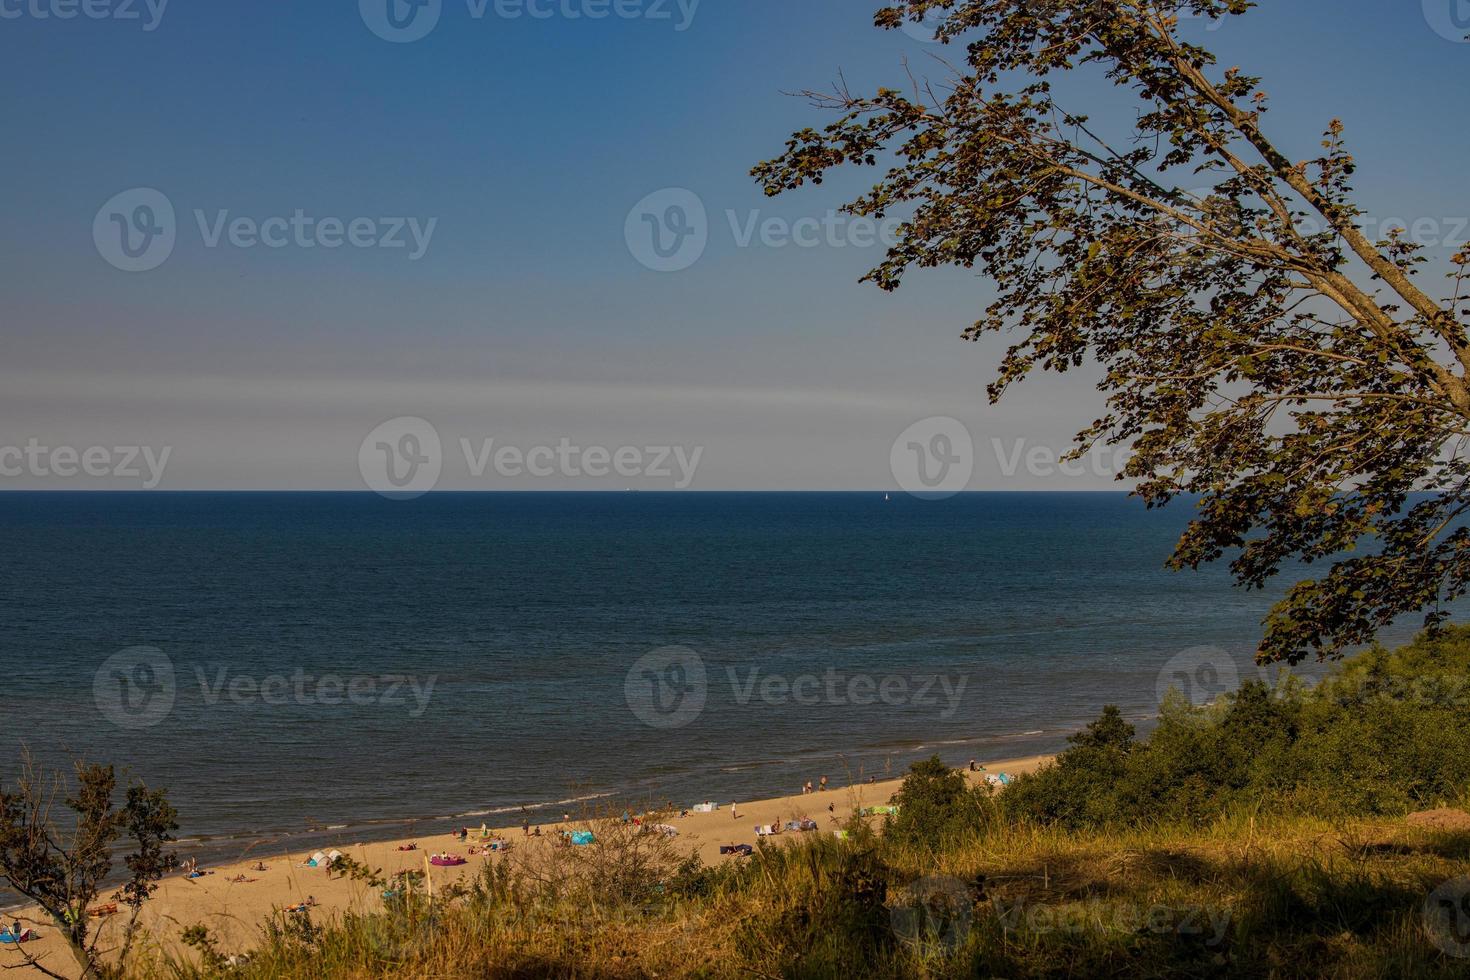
125,809,1470,979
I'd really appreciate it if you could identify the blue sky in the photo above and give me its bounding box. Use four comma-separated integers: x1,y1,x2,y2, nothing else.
2,0,1466,490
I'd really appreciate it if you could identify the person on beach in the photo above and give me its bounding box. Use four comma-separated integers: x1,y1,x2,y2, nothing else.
819,775,827,791
731,802,739,820
522,820,530,836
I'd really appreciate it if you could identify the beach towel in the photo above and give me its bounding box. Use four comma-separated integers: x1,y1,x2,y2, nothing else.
719,844,753,856
429,856,467,867
984,773,1011,787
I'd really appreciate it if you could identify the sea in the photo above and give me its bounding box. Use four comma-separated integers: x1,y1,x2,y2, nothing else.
0,491,1429,878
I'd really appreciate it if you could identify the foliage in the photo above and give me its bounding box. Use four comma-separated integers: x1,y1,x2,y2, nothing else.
0,755,178,980
1002,626,1470,829
886,755,995,850
753,0,1470,664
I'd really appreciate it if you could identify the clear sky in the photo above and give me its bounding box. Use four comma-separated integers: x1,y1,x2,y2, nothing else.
2,0,1466,490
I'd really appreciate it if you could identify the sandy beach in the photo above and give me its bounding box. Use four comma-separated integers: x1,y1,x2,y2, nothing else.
1,755,1053,977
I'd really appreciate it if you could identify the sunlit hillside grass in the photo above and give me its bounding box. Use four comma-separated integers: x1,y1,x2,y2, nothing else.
139,629,1470,979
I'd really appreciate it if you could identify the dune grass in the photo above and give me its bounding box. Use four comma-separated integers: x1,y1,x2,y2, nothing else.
134,629,1470,978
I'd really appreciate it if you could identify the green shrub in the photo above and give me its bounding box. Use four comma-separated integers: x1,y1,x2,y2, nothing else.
886,756,993,850
1003,627,1470,830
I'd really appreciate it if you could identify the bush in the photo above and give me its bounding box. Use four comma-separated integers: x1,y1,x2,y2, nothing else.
886,756,992,850
1002,627,1470,830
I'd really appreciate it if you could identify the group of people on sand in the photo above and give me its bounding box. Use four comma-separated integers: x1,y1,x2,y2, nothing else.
800,776,829,795
182,857,214,880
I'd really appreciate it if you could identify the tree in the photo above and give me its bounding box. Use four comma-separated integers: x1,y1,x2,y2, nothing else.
753,0,1470,663
0,754,178,980
887,755,984,848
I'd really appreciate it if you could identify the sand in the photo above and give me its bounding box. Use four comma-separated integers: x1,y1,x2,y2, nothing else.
1,755,1053,977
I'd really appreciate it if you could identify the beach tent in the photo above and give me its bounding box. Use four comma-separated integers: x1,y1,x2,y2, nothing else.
691,802,717,813
0,929,35,945
570,831,595,846
307,851,328,867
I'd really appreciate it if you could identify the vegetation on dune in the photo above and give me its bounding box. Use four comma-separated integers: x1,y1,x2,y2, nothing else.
1003,627,1470,829
117,628,1470,978
0,757,178,980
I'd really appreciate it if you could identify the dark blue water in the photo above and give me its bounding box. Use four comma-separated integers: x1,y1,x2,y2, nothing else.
0,492,1422,867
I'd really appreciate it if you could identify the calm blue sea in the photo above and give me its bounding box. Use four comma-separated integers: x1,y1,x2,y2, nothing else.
0,492,1424,870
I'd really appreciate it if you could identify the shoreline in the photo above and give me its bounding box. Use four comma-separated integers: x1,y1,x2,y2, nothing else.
2,754,1055,975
